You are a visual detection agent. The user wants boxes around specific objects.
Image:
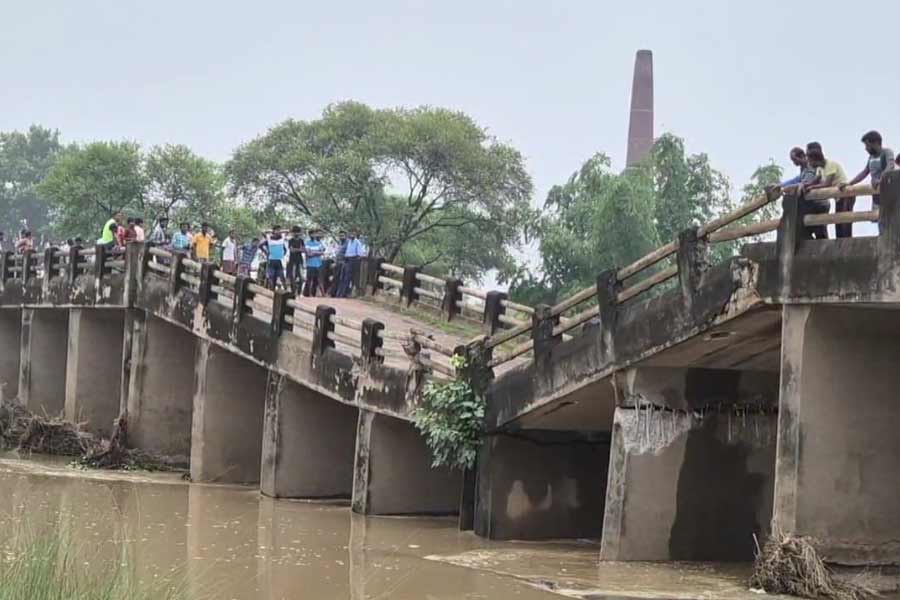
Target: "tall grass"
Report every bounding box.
[0,532,189,600]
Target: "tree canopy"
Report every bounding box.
[0,125,64,236]
[509,133,782,304]
[226,101,536,281]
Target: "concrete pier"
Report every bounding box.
[18,308,69,415]
[126,316,195,458]
[0,309,21,400]
[190,340,268,484]
[600,368,778,561]
[474,431,609,540]
[774,305,900,565]
[352,410,461,515]
[64,309,125,437]
[260,374,358,498]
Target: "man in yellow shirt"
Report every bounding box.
[804,148,854,238]
[192,222,215,261]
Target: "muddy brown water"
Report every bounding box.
[0,454,782,600]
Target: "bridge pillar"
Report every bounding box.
[774,305,900,565]
[600,367,778,561]
[474,430,609,540]
[126,315,195,459]
[18,308,69,415]
[190,340,268,484]
[260,374,358,498]
[64,308,125,437]
[352,409,461,515]
[0,309,22,401]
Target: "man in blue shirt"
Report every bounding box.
[302,230,326,297]
[336,229,363,297]
[171,223,192,252]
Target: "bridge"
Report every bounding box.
[1,172,899,567]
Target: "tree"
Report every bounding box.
[0,125,64,237]
[39,141,145,239]
[144,144,225,225]
[227,101,535,281]
[512,133,777,304]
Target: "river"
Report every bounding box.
[0,454,776,600]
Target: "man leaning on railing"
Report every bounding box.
[841,130,895,233]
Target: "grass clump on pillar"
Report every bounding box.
[413,346,492,470]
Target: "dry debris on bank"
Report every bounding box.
[750,533,879,600]
[0,401,184,472]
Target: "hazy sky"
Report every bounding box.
[3,0,895,211]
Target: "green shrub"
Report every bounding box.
[414,355,485,470]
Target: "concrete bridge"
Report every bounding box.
[1,173,899,567]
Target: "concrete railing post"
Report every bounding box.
[232,275,251,328]
[124,241,144,306]
[271,289,292,336]
[0,251,12,287]
[360,318,385,368]
[483,290,508,335]
[93,244,107,284]
[42,247,56,291]
[443,277,463,322]
[531,303,561,368]
[596,269,621,359]
[313,305,336,355]
[21,250,34,284]
[775,188,804,300]
[877,170,900,286]
[676,226,709,316]
[401,266,421,307]
[366,258,385,295]
[68,246,82,284]
[141,242,155,281]
[197,261,215,306]
[321,259,334,295]
[168,251,185,297]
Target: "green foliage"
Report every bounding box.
[511,132,782,304]
[413,355,485,470]
[227,101,536,282]
[0,125,65,237]
[39,141,145,239]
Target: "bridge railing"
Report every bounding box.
[484,181,880,370]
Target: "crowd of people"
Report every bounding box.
[779,130,898,239]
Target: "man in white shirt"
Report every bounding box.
[221,231,237,274]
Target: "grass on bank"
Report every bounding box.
[0,534,189,600]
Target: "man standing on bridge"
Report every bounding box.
[782,147,829,240]
[803,148,853,238]
[841,131,895,232]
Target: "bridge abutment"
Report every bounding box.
[190,340,268,484]
[18,308,69,415]
[126,316,195,459]
[64,308,125,437]
[0,309,21,401]
[774,305,900,565]
[600,367,778,561]
[260,374,357,498]
[473,430,609,540]
[352,410,461,515]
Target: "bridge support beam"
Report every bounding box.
[18,308,69,415]
[64,309,126,437]
[600,367,778,561]
[474,430,609,540]
[0,309,22,401]
[352,410,461,515]
[190,340,268,484]
[126,316,195,459]
[774,305,900,565]
[260,375,358,498]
